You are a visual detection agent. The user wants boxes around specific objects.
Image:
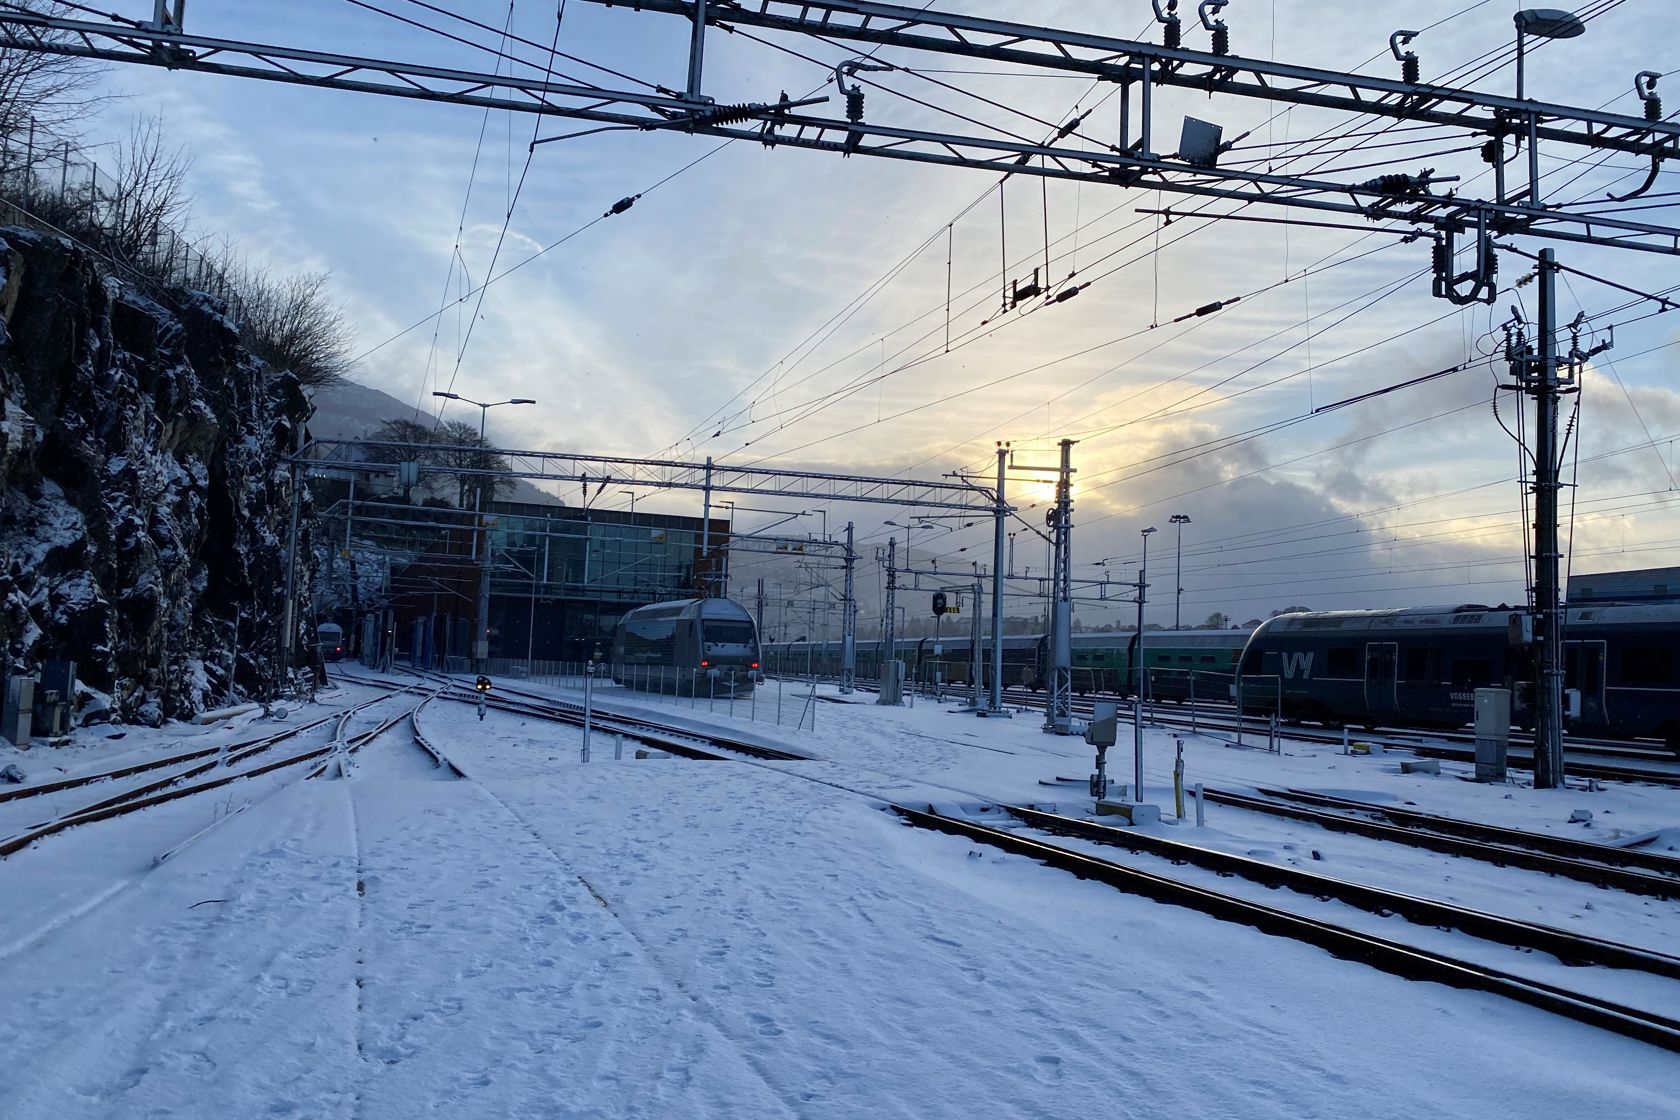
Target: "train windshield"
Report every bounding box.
[704,621,757,647]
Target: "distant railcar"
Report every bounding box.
[317,622,346,662]
[612,597,760,697]
[1236,603,1680,753]
[770,629,1249,699]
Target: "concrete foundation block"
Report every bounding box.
[1095,800,1161,826]
[1400,759,1441,775]
[1349,741,1384,756]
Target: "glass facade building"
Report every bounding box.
[480,502,728,662]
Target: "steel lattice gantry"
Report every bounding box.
[1,4,1677,259]
[302,439,1001,513]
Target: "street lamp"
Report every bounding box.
[1169,513,1191,630]
[432,391,536,670]
[432,390,537,441]
[1513,8,1587,206]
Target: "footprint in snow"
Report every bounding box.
[1032,1055,1063,1083]
[747,1012,784,1037]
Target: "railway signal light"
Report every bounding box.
[474,675,492,692]
[932,592,948,617]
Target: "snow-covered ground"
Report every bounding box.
[1,675,1676,1118]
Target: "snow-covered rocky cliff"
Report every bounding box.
[0,227,312,724]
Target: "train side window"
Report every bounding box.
[1404,648,1432,682]
[1451,658,1492,687]
[1327,647,1358,677]
[1620,646,1674,686]
[1199,655,1215,664]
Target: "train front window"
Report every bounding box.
[704,621,757,647]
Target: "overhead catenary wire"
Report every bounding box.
[719,0,1589,467]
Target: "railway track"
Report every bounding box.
[898,804,1680,1053]
[1202,789,1680,900]
[0,709,350,808]
[0,688,422,859]
[339,669,812,763]
[349,668,1680,1051]
[834,678,1680,785]
[986,685,1680,767]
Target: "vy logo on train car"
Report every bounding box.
[1282,651,1314,679]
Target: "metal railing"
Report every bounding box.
[481,657,819,732]
[0,126,246,317]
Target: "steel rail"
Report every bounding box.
[1198,786,1679,897]
[1008,804,1680,977]
[1257,787,1680,878]
[462,679,813,761]
[912,683,1680,783]
[0,702,421,858]
[0,715,341,805]
[2,690,417,834]
[352,666,1680,1049]
[338,669,801,761]
[895,803,1680,1052]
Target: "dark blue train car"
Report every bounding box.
[1236,603,1680,753]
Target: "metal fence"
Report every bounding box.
[481,657,821,733]
[0,125,246,317]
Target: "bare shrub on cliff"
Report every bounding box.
[235,268,352,389]
[0,2,107,152]
[105,116,193,260]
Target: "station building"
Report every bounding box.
[1568,566,1680,605]
[386,500,730,667]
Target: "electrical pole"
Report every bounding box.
[971,564,983,710]
[278,449,304,696]
[989,443,1009,716]
[1135,526,1157,804]
[1531,249,1565,789]
[1044,438,1076,734]
[840,521,858,694]
[699,454,713,597]
[1510,248,1605,788]
[878,535,898,705]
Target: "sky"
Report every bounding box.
[62,0,1680,627]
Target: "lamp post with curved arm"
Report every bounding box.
[433,391,535,670]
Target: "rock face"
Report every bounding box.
[0,227,312,724]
